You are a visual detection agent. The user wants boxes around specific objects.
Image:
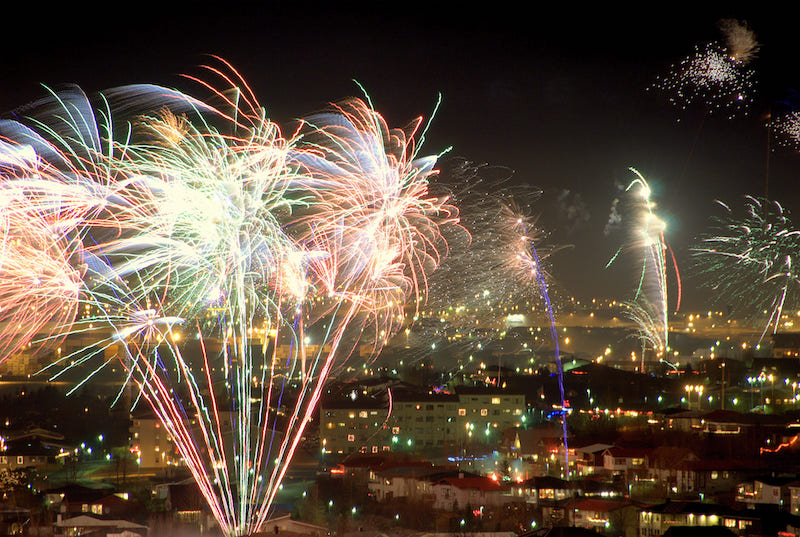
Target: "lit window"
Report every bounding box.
[481,409,488,416]
[458,408,466,416]
[491,397,501,404]
[392,427,400,434]
[359,411,368,418]
[347,434,355,442]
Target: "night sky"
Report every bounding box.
[3,6,799,310]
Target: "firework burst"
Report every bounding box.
[692,196,800,341]
[1,64,455,536]
[650,20,758,118]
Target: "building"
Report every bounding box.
[432,476,509,511]
[320,385,526,456]
[130,408,178,469]
[566,498,637,537]
[638,502,760,537]
[771,333,800,358]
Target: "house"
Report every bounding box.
[258,514,328,537]
[736,476,794,508]
[566,498,637,537]
[368,463,442,501]
[674,459,758,496]
[574,443,614,477]
[152,481,214,533]
[513,476,573,505]
[638,502,760,537]
[0,427,71,472]
[432,477,509,510]
[44,485,135,519]
[787,481,800,515]
[602,447,651,480]
[53,514,147,536]
[647,447,699,495]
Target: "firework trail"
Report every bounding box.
[0,62,455,536]
[510,210,569,471]
[607,168,679,367]
[692,196,800,342]
[0,83,204,361]
[649,19,758,118]
[402,160,564,377]
[417,160,568,460]
[424,160,559,322]
[0,184,82,361]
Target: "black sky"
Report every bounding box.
[3,5,800,310]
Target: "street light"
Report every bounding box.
[684,385,704,410]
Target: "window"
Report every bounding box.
[347,434,355,442]
[91,504,103,515]
[481,409,488,416]
[458,408,466,416]
[17,456,24,465]
[359,411,368,418]
[372,446,378,453]
[392,427,400,434]
[491,397,501,404]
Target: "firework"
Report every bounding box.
[607,168,679,366]
[1,64,455,536]
[387,160,565,377]
[0,185,82,361]
[692,196,800,341]
[718,18,760,65]
[424,160,558,322]
[649,20,758,118]
[769,110,800,151]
